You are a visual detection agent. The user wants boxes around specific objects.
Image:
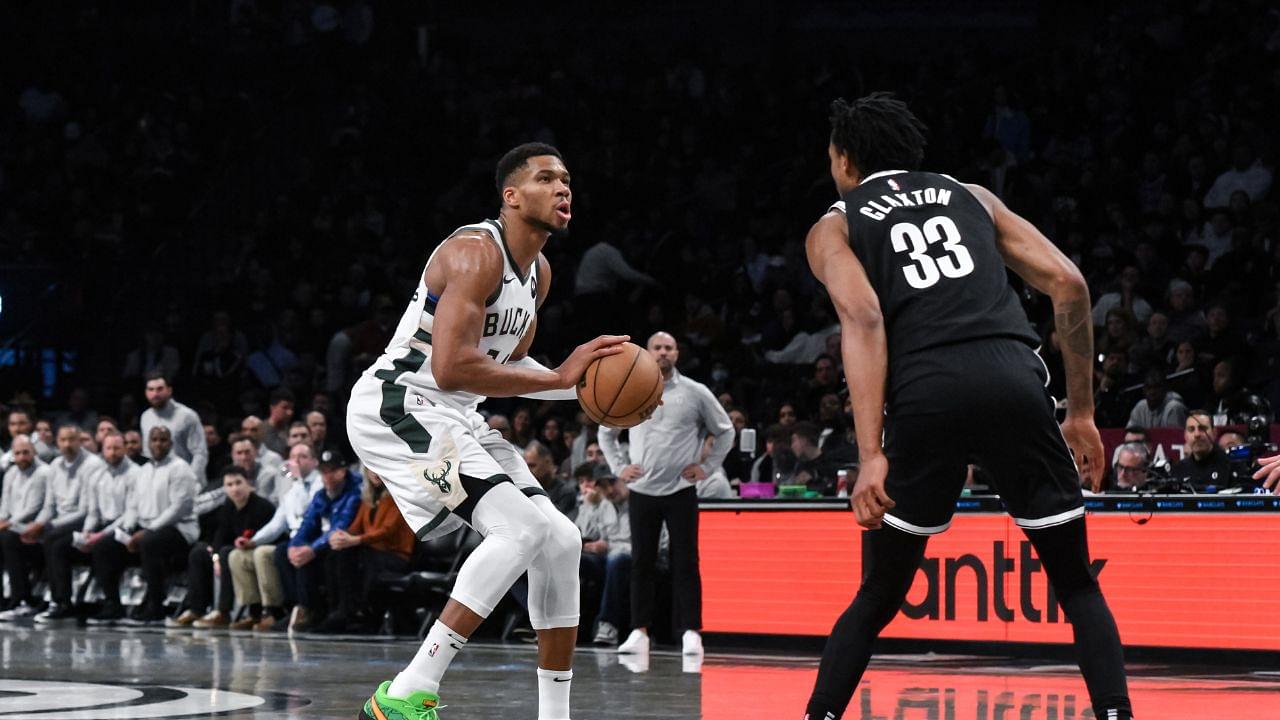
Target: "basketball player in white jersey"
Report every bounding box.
[348,143,628,720]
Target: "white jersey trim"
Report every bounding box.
[1012,505,1085,530]
[882,513,951,536]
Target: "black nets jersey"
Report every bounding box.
[838,170,1039,362]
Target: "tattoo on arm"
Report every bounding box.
[1055,299,1092,359]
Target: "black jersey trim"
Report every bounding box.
[489,218,528,285]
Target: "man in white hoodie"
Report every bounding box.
[226,441,321,631]
[0,425,105,620]
[88,426,197,626]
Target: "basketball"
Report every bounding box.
[577,341,664,429]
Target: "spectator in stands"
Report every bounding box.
[52,387,98,433]
[540,417,569,465]
[32,420,56,463]
[511,407,534,448]
[287,421,312,449]
[2,425,107,620]
[573,237,658,336]
[1110,443,1152,492]
[721,408,751,483]
[1093,266,1154,328]
[242,442,323,630]
[240,415,285,470]
[281,448,360,632]
[1111,425,1151,467]
[749,424,793,485]
[264,388,296,456]
[94,417,119,451]
[601,330,733,657]
[305,411,331,452]
[1203,142,1273,208]
[777,402,798,428]
[801,354,842,417]
[789,422,852,496]
[0,437,50,613]
[487,414,512,441]
[1095,348,1138,427]
[36,430,135,622]
[576,464,633,647]
[1206,360,1252,423]
[88,426,198,626]
[1,410,36,472]
[1127,369,1188,429]
[121,328,181,385]
[229,435,287,505]
[1170,411,1231,489]
[204,423,230,481]
[140,371,209,479]
[695,435,735,499]
[1198,306,1248,370]
[1096,308,1137,359]
[1131,312,1174,373]
[1217,430,1246,451]
[171,467,275,628]
[123,430,149,466]
[525,440,577,517]
[78,430,99,456]
[317,468,414,634]
[1164,279,1207,344]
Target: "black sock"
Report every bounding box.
[1025,519,1132,718]
[805,527,928,720]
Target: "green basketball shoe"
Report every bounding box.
[358,681,442,720]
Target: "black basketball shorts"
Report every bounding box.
[879,338,1084,535]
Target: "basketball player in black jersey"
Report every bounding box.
[802,93,1133,720]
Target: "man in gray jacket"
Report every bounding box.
[1,426,106,619]
[139,371,209,479]
[0,436,50,615]
[36,430,136,622]
[88,426,197,625]
[600,331,733,656]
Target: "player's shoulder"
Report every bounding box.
[434,229,505,276]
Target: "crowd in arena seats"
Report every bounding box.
[0,0,1278,630]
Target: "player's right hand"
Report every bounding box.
[1061,415,1106,492]
[1255,454,1280,494]
[851,454,894,530]
[619,464,644,482]
[554,334,630,389]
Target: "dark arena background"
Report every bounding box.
[1,1,1278,719]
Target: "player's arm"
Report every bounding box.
[966,183,1105,490]
[805,210,894,529]
[430,238,625,396]
[508,254,579,400]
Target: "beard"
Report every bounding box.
[528,214,570,237]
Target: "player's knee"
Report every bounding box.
[506,502,553,553]
[543,512,581,567]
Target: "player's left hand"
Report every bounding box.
[1254,455,1280,494]
[680,464,708,481]
[850,454,894,530]
[1061,415,1106,492]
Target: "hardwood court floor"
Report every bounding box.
[1,625,1275,718]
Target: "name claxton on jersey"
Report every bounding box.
[856,177,954,221]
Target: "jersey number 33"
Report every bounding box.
[890,215,976,290]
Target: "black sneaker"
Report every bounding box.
[87,606,126,627]
[314,612,350,634]
[34,603,77,624]
[0,600,43,622]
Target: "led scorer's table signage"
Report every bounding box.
[700,499,1280,651]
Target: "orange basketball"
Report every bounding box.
[577,341,664,429]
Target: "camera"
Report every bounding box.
[1226,414,1278,486]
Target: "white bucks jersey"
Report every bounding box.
[365,219,538,412]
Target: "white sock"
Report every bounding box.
[389,621,467,698]
[536,667,572,720]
